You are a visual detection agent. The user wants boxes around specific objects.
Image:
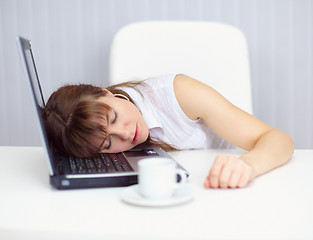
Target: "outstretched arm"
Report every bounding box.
[173,74,294,188]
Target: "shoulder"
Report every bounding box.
[173,74,215,93]
[173,74,225,120]
[173,74,216,99]
[143,74,177,90]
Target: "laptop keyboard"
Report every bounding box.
[69,153,133,174]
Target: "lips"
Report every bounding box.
[132,125,139,144]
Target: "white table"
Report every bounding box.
[0,147,312,240]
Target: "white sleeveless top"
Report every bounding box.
[120,74,233,150]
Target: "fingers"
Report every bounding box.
[207,156,224,188]
[204,155,253,189]
[219,159,233,188]
[238,167,252,188]
[228,170,241,188]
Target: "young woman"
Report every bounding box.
[42,74,294,189]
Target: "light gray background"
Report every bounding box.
[0,0,312,148]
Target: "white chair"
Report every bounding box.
[109,21,253,114]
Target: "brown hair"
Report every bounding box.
[42,82,177,158]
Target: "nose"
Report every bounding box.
[109,125,131,141]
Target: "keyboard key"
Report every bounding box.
[100,155,117,172]
[94,158,107,172]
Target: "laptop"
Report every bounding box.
[16,36,188,190]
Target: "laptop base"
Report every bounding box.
[50,175,137,190]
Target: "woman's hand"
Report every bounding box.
[204,155,256,189]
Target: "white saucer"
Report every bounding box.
[121,184,193,207]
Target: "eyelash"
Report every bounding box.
[112,111,117,124]
[105,111,117,150]
[106,137,111,149]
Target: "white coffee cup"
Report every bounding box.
[138,158,187,199]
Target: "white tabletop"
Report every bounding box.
[0,147,312,240]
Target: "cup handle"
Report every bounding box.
[176,169,187,186]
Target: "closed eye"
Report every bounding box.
[100,137,111,151]
[101,111,117,151]
[106,137,111,150]
[112,111,117,124]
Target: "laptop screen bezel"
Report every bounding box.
[16,36,55,176]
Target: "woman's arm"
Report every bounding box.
[173,74,294,188]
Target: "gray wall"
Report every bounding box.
[1,0,312,148]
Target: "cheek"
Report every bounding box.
[128,105,139,117]
[111,142,133,153]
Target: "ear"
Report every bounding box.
[102,88,114,96]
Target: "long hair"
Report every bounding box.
[42,82,177,158]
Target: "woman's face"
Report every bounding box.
[95,90,149,153]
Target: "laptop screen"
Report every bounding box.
[17,37,55,175]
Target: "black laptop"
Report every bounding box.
[16,36,188,190]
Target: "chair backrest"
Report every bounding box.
[109,21,253,114]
